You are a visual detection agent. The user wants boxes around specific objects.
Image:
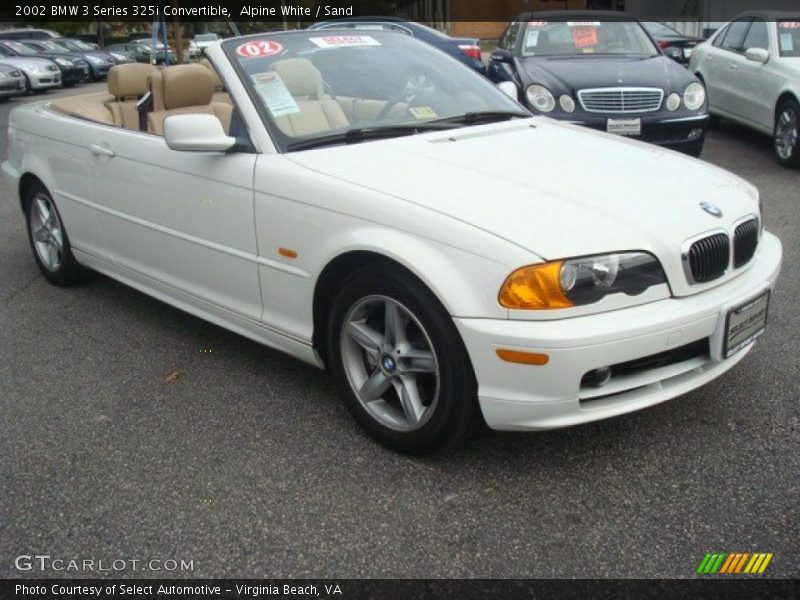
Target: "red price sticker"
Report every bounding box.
[571,26,598,49]
[236,40,283,58]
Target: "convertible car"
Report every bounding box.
[2,30,782,453]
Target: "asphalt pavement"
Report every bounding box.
[0,85,798,578]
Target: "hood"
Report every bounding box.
[519,55,696,93]
[287,119,758,296]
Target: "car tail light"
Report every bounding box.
[657,40,670,49]
[458,44,482,61]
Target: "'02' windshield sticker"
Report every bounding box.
[236,40,283,58]
[310,35,381,48]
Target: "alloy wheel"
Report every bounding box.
[340,295,440,432]
[775,106,798,161]
[29,193,64,272]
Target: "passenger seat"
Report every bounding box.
[270,58,349,137]
[146,64,232,136]
[105,63,157,130]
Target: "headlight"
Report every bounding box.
[110,52,126,61]
[666,92,681,111]
[684,82,706,111]
[55,58,72,66]
[526,85,556,113]
[559,94,576,113]
[86,55,104,64]
[499,252,667,310]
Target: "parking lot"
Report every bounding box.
[0,85,797,578]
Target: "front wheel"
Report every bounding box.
[774,98,800,168]
[327,265,480,454]
[25,183,85,286]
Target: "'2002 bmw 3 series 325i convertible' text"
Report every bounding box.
[2,30,782,453]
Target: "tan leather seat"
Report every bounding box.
[270,58,349,137]
[106,63,157,130]
[146,64,232,136]
[199,58,230,104]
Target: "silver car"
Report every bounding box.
[0,63,26,99]
[0,52,60,92]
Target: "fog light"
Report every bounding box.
[688,128,703,141]
[583,366,612,388]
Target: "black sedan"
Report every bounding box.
[0,40,88,86]
[642,21,703,66]
[487,12,710,156]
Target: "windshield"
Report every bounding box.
[643,22,682,36]
[29,40,63,53]
[4,41,38,55]
[53,39,80,51]
[196,34,219,42]
[778,20,800,57]
[521,20,658,57]
[224,31,525,152]
[71,39,95,51]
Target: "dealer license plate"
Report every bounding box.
[724,291,769,358]
[607,118,641,136]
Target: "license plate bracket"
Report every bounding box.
[723,291,770,358]
[607,118,641,136]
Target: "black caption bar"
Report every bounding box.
[2,579,799,600]
[2,0,799,23]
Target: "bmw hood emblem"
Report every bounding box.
[700,201,723,218]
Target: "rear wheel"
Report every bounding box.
[774,98,800,168]
[25,183,85,286]
[327,265,479,454]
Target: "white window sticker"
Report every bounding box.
[409,106,437,120]
[252,72,300,117]
[780,33,794,52]
[525,30,540,47]
[310,35,381,48]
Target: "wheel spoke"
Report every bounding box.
[347,320,383,358]
[399,348,436,373]
[46,243,59,269]
[50,228,63,251]
[384,300,406,347]
[35,198,51,224]
[359,369,391,402]
[396,376,425,425]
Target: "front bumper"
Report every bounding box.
[556,112,709,153]
[456,232,782,431]
[0,77,25,96]
[59,65,88,85]
[29,71,62,90]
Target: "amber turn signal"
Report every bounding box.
[498,262,574,310]
[496,349,550,366]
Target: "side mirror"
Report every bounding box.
[490,49,514,63]
[496,81,519,101]
[164,114,235,152]
[745,47,769,64]
[663,46,683,61]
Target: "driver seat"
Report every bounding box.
[270,58,349,137]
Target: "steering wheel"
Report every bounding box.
[376,73,437,121]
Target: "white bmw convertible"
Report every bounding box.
[2,30,783,453]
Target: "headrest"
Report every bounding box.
[272,58,323,99]
[107,63,156,98]
[198,58,224,90]
[159,64,214,110]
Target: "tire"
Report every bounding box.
[774,98,800,168]
[327,264,480,454]
[24,182,85,286]
[22,73,32,94]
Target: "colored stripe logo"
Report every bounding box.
[696,552,773,574]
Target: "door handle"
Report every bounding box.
[89,144,115,158]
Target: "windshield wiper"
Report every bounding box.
[285,122,458,151]
[428,110,531,126]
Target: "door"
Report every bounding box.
[86,127,263,321]
[736,19,782,132]
[710,18,754,118]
